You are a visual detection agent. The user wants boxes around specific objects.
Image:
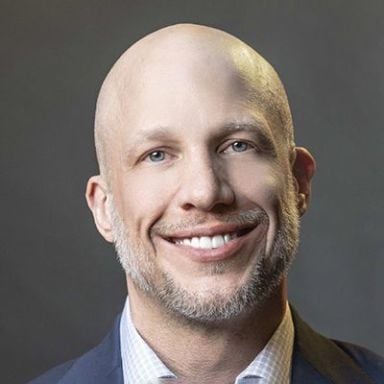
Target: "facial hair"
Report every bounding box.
[108,181,300,324]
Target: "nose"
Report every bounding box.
[177,154,235,212]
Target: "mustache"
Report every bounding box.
[151,208,268,236]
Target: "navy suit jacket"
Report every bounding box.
[29,308,384,383]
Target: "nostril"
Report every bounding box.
[177,160,236,212]
[181,202,197,211]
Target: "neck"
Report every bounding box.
[127,280,287,384]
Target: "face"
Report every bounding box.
[101,56,301,323]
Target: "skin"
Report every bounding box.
[86,24,315,383]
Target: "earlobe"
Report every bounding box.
[292,147,316,216]
[85,175,114,243]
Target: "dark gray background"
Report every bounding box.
[2,1,383,383]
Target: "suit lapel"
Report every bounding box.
[291,307,374,384]
[59,316,123,384]
[56,308,376,384]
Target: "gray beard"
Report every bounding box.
[109,186,299,325]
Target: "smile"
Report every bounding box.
[167,227,255,250]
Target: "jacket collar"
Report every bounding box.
[59,315,123,384]
[290,307,374,384]
[58,308,374,384]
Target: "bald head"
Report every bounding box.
[86,25,316,330]
[94,24,294,181]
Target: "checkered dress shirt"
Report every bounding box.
[120,298,294,384]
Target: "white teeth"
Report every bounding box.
[176,233,233,249]
[191,237,200,248]
[199,236,212,249]
[212,235,224,248]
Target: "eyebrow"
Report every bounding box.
[216,121,277,155]
[129,127,178,148]
[127,120,277,156]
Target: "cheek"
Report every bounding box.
[228,161,287,251]
[114,171,177,231]
[227,160,283,209]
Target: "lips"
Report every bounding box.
[151,210,268,263]
[168,226,255,250]
[154,222,263,263]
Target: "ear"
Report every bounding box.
[292,147,316,216]
[85,175,114,243]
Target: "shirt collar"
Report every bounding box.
[235,304,294,383]
[120,297,294,384]
[120,297,176,384]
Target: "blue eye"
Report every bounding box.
[148,150,166,162]
[231,141,250,152]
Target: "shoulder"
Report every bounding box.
[27,360,75,384]
[290,306,384,383]
[26,315,123,384]
[334,340,384,381]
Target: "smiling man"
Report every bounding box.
[30,24,384,384]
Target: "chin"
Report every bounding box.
[149,255,284,324]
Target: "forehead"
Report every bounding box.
[96,34,291,169]
[116,51,280,139]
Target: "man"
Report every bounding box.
[30,24,384,383]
